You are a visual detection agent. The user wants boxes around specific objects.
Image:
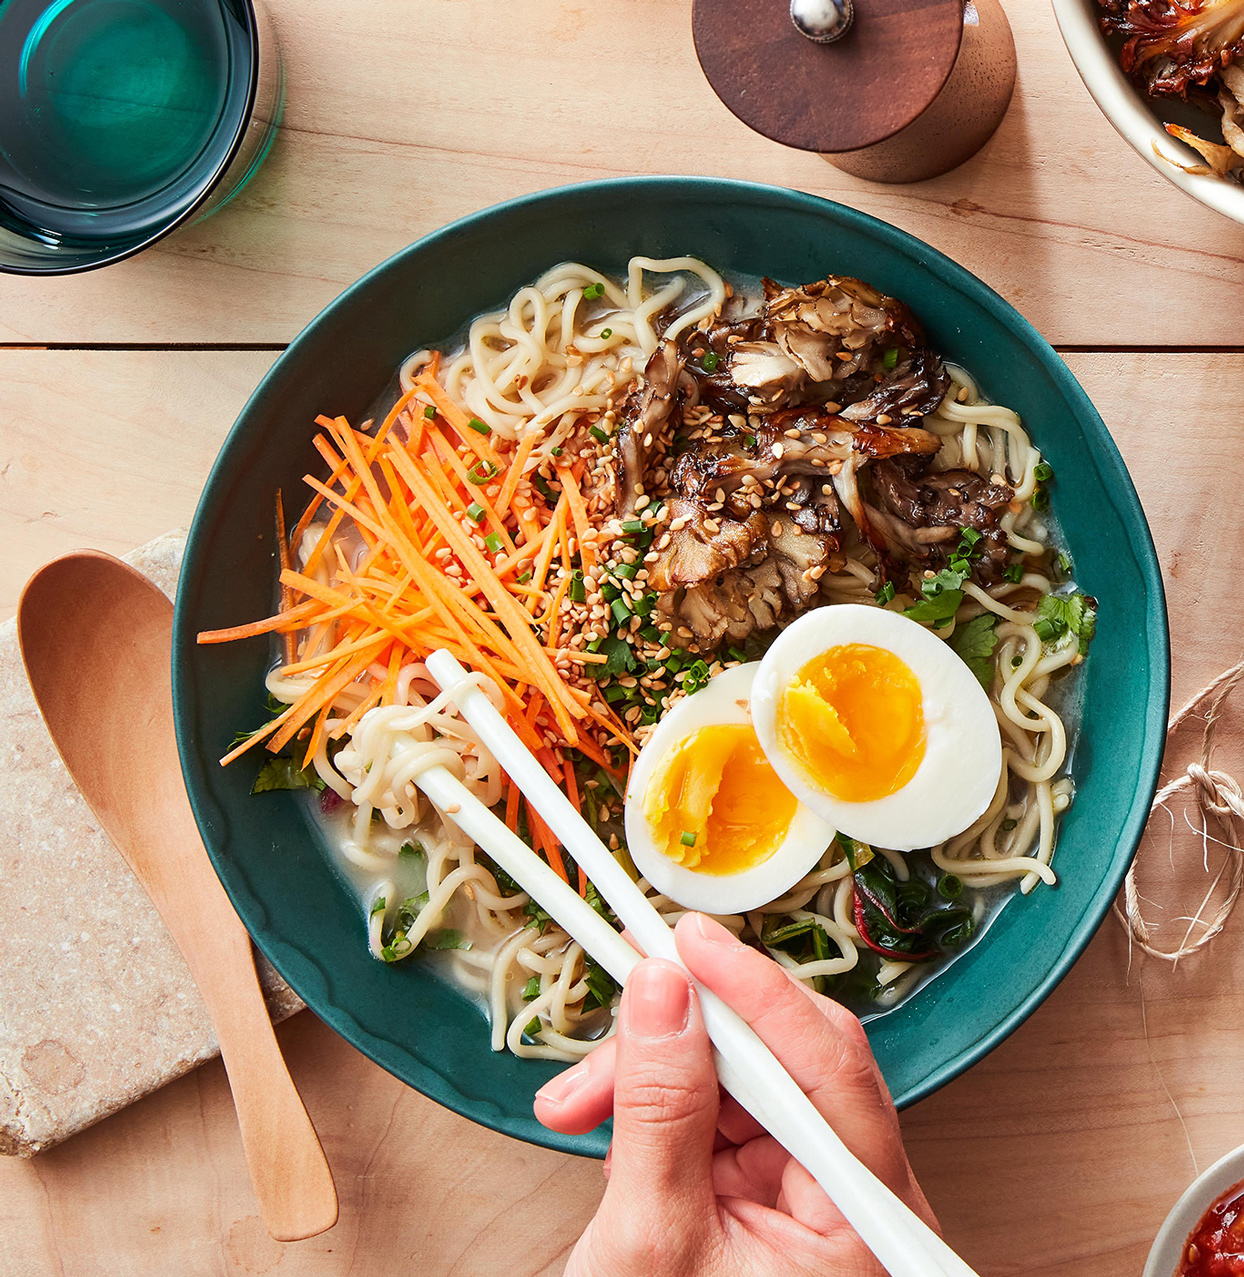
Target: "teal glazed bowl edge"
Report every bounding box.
[172,177,1170,1160]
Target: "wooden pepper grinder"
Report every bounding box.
[692,0,1017,184]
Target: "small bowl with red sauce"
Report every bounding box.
[1146,1145,1244,1277]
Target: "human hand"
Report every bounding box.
[534,912,937,1277]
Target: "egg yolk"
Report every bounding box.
[643,723,797,875]
[779,643,926,803]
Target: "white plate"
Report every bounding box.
[1050,0,1244,227]
[1143,1142,1244,1277]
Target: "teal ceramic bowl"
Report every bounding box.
[173,177,1169,1159]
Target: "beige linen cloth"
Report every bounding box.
[0,531,301,1156]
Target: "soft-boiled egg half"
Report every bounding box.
[623,663,836,915]
[751,604,1002,852]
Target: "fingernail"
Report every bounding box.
[536,1061,591,1108]
[691,912,747,949]
[626,961,691,1040]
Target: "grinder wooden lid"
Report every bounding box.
[691,0,965,154]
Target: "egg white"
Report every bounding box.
[751,604,1003,851]
[623,663,837,915]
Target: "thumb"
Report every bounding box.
[605,960,720,1230]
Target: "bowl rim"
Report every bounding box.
[0,0,264,277]
[173,174,1170,1149]
[1050,0,1244,227]
[1143,1143,1244,1277]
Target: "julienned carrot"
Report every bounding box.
[557,464,596,573]
[504,773,522,835]
[413,373,502,468]
[198,598,322,644]
[528,492,568,603]
[560,761,587,895]
[428,431,517,556]
[268,642,386,755]
[525,797,569,885]
[218,707,293,766]
[387,444,581,742]
[496,431,539,518]
[302,703,332,771]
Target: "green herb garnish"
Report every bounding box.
[948,614,998,689]
[467,417,491,435]
[251,757,324,795]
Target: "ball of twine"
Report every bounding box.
[1114,659,1244,962]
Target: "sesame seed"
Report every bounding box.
[811,431,828,444]
[772,443,785,459]
[702,518,720,533]
[877,413,893,425]
[824,401,842,413]
[770,520,783,537]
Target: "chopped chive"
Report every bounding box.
[569,571,587,603]
[640,624,661,643]
[1031,488,1049,511]
[875,581,895,605]
[612,562,639,580]
[484,532,503,554]
[550,446,563,457]
[466,501,486,523]
[744,434,757,448]
[600,327,613,339]
[680,831,697,847]
[701,351,720,372]
[583,282,604,300]
[610,597,632,624]
[1033,462,1053,483]
[883,346,900,370]
[532,473,555,501]
[467,417,491,435]
[959,527,982,548]
[522,976,541,1000]
[1003,562,1024,583]
[937,874,963,900]
[1011,654,1023,668]
[727,644,747,663]
[1057,551,1072,575]
[468,461,499,484]
[423,404,436,420]
[621,519,645,534]
[590,425,609,444]
[516,570,532,583]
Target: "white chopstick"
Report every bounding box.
[423,650,977,1277]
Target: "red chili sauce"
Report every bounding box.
[1178,1179,1244,1276]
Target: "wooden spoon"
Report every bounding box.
[18,550,338,1242]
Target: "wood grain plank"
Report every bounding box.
[2,1,1244,346]
[0,351,276,621]
[2,348,1242,1275]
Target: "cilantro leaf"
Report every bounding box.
[581,958,618,1012]
[1032,591,1097,654]
[948,614,998,689]
[903,587,963,629]
[251,757,325,794]
[423,928,470,951]
[903,565,968,629]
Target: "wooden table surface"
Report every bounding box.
[4,2,1244,1274]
